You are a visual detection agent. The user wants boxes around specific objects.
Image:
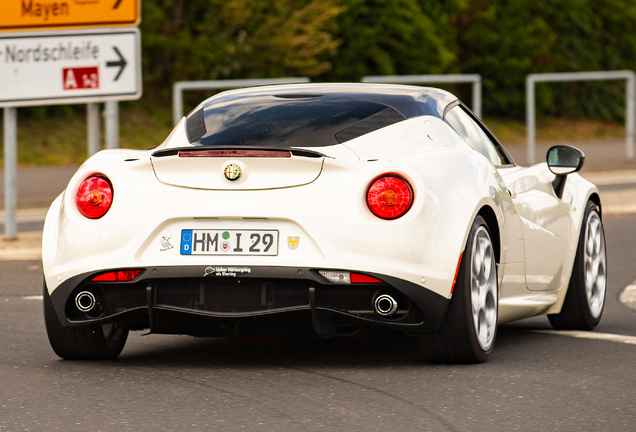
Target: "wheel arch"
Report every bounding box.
[477,205,501,265]
[588,192,601,218]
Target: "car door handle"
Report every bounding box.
[507,188,517,199]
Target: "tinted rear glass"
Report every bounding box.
[186,92,441,148]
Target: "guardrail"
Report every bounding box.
[361,74,482,118]
[526,70,636,164]
[172,78,311,125]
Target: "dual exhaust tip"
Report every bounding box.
[75,291,98,315]
[374,293,399,317]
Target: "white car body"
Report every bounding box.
[42,83,604,362]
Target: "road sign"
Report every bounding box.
[0,28,141,107]
[0,0,139,32]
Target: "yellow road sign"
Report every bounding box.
[0,0,139,32]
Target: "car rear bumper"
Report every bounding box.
[48,265,450,336]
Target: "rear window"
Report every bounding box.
[186,94,409,148]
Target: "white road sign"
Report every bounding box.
[0,28,141,107]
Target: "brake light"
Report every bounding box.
[92,269,141,282]
[366,175,413,219]
[178,150,291,158]
[77,175,113,219]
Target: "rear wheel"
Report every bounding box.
[43,281,128,360]
[548,201,606,330]
[419,216,498,363]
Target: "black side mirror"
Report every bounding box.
[546,145,585,199]
[547,145,585,176]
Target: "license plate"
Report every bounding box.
[180,229,279,255]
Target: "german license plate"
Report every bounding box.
[180,229,279,255]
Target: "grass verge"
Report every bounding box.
[0,104,627,166]
[0,103,174,167]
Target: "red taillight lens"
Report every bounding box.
[366,175,413,220]
[92,269,141,282]
[77,175,113,219]
[350,273,383,284]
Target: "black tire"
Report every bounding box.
[548,201,606,330]
[43,281,128,360]
[419,215,498,363]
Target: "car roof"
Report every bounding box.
[193,83,458,119]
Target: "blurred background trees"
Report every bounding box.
[9,0,636,164]
[17,0,636,124]
[138,0,636,119]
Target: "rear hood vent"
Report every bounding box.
[151,149,324,190]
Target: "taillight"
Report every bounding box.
[366,175,413,220]
[318,270,383,284]
[77,174,113,219]
[92,269,141,282]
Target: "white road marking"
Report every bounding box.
[532,282,636,345]
[22,296,43,300]
[0,248,42,260]
[0,208,48,224]
[604,203,636,215]
[582,170,636,185]
[535,330,636,346]
[0,231,42,261]
[619,283,636,310]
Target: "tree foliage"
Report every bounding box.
[138,0,636,118]
[140,0,342,100]
[321,0,463,81]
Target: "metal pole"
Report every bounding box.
[526,76,536,165]
[173,82,183,126]
[472,79,482,118]
[87,103,101,156]
[627,74,635,159]
[104,101,119,149]
[3,107,18,240]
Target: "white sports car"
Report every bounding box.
[42,83,606,363]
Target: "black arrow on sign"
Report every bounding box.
[113,0,123,9]
[106,47,127,81]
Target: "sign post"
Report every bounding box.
[3,108,18,240]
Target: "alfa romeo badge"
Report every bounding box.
[224,163,242,181]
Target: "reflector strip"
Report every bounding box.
[450,252,463,295]
[350,273,383,284]
[92,269,142,282]
[178,150,291,158]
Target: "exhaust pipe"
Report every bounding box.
[75,291,97,313]
[374,294,398,317]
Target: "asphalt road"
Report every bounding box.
[1,212,636,431]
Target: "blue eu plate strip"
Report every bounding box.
[181,230,193,255]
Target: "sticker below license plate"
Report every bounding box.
[181,229,279,255]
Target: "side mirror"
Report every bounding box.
[546,145,585,199]
[546,145,585,176]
